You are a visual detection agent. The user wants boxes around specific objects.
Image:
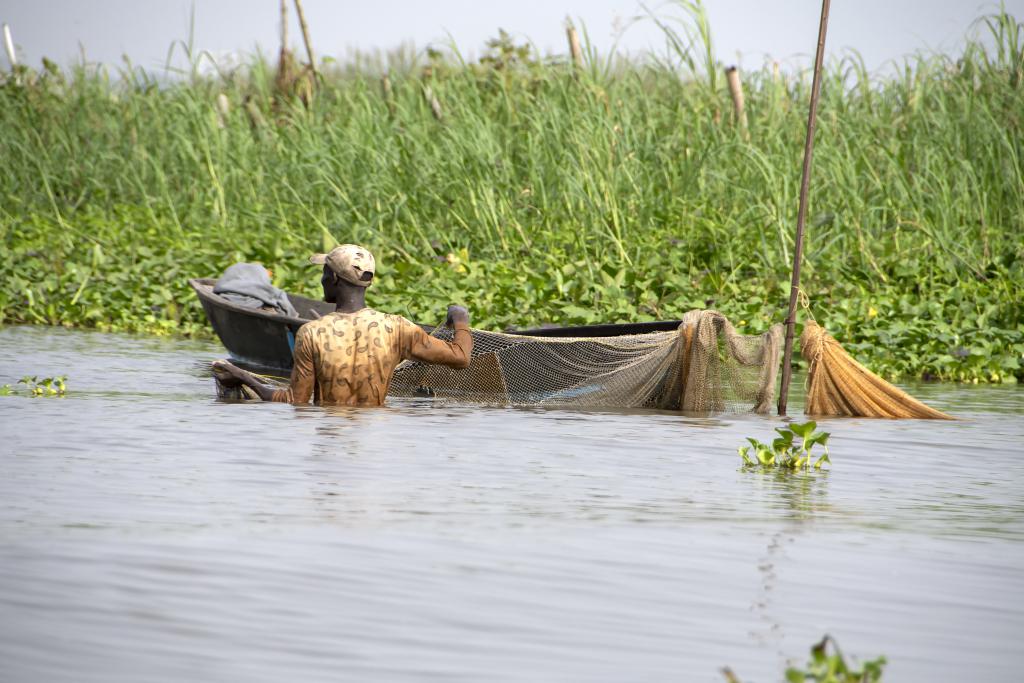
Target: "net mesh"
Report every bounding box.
[390,310,783,413]
[800,321,952,419]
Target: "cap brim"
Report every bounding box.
[309,253,327,265]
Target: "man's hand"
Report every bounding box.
[211,359,278,401]
[445,304,470,327]
[212,359,246,387]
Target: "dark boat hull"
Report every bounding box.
[190,278,683,374]
[190,278,328,373]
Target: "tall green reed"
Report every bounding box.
[0,6,1021,381]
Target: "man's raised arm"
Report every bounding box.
[402,305,473,368]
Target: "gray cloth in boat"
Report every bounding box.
[213,263,299,317]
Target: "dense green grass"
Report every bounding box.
[1,6,1021,381]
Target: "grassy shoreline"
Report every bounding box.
[1,7,1021,382]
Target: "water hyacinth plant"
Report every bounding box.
[783,635,886,683]
[722,634,886,682]
[3,375,69,397]
[739,420,831,470]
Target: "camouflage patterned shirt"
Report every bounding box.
[271,309,472,406]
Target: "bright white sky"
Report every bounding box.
[3,1,1020,75]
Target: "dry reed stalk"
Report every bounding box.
[277,0,289,73]
[243,95,266,130]
[274,0,304,104]
[725,66,748,138]
[292,0,317,79]
[423,85,443,122]
[381,72,396,118]
[566,22,583,69]
[3,24,16,68]
[215,93,230,128]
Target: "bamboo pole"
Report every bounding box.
[292,0,317,79]
[566,22,583,69]
[778,0,831,417]
[725,66,748,138]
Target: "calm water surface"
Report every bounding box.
[1,326,1022,682]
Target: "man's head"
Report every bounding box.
[310,245,375,301]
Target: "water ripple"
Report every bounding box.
[1,326,1023,682]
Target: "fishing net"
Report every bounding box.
[801,321,952,419]
[389,309,783,413]
[208,310,952,418]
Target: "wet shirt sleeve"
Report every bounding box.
[400,318,473,369]
[271,325,315,404]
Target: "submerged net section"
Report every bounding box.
[390,310,783,413]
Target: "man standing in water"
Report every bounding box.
[213,244,472,406]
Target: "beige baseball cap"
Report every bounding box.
[309,244,376,287]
